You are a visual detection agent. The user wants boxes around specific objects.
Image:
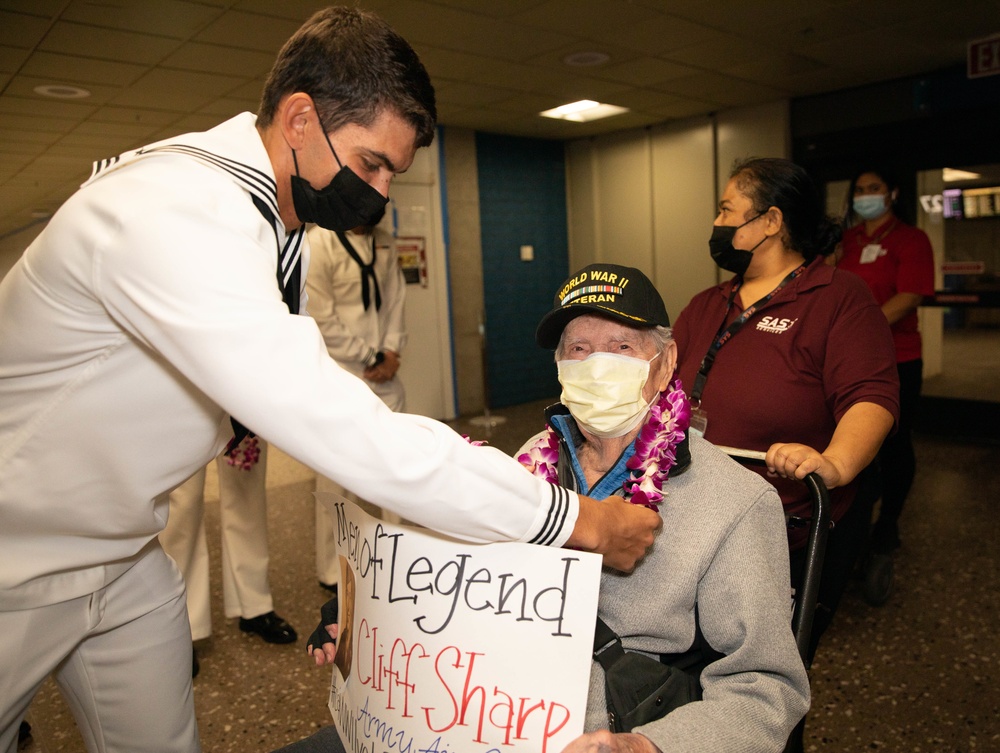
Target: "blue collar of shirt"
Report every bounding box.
[549,413,635,499]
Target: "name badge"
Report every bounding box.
[860,243,885,264]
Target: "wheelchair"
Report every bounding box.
[718,447,831,666]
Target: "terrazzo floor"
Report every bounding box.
[18,399,1000,753]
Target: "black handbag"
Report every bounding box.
[593,614,719,733]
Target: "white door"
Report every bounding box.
[384,143,455,420]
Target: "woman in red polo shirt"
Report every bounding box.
[838,168,935,555]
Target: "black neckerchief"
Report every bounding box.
[334,230,381,311]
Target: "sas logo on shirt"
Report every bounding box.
[756,316,798,334]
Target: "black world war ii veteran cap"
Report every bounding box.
[535,263,670,349]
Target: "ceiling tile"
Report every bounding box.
[194,10,303,52]
[197,97,262,117]
[510,0,664,40]
[0,44,31,73]
[160,41,275,77]
[898,2,1000,41]
[109,68,245,110]
[652,71,785,108]
[719,54,828,93]
[55,131,147,152]
[71,118,162,141]
[604,12,723,56]
[0,94,96,119]
[18,152,94,175]
[40,21,181,64]
[0,127,61,147]
[645,96,719,120]
[433,79,520,108]
[60,0,225,39]
[20,51,146,86]
[0,112,79,133]
[0,10,53,49]
[662,34,777,71]
[4,75,118,105]
[0,0,983,238]
[223,77,267,101]
[589,56,700,87]
[88,106,187,127]
[420,0,547,18]
[0,1,66,15]
[381,2,573,62]
[232,0,334,20]
[649,0,818,34]
[417,45,572,92]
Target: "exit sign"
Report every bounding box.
[968,33,1000,78]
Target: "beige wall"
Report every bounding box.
[715,100,791,187]
[650,117,718,323]
[566,101,791,323]
[441,127,487,416]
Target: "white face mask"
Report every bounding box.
[853,193,890,221]
[557,351,659,438]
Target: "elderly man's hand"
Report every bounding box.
[560,729,660,753]
[567,495,661,573]
[306,595,340,666]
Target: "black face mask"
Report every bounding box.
[290,128,388,231]
[708,214,766,276]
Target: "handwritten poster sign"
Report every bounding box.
[318,494,602,753]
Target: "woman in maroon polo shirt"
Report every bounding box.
[674,157,900,663]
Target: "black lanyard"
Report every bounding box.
[691,264,807,404]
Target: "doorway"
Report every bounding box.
[916,164,1000,406]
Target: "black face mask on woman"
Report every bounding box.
[708,214,766,276]
[290,126,388,231]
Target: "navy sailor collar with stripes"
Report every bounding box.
[84,112,304,313]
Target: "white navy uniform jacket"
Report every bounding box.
[305,225,407,380]
[0,113,575,610]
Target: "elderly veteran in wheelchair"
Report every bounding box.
[295,264,808,753]
[518,263,808,753]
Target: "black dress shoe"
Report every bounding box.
[319,580,338,594]
[18,720,31,747]
[192,647,200,678]
[239,611,298,644]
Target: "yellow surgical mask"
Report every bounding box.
[557,352,659,438]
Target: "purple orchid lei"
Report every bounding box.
[226,436,261,471]
[517,379,690,511]
[515,426,560,484]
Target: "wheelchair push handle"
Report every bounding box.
[717,445,831,664]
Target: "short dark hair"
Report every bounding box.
[730,157,840,262]
[257,6,436,148]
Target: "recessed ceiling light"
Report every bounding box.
[34,84,91,100]
[563,51,610,67]
[943,167,982,182]
[539,99,629,123]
